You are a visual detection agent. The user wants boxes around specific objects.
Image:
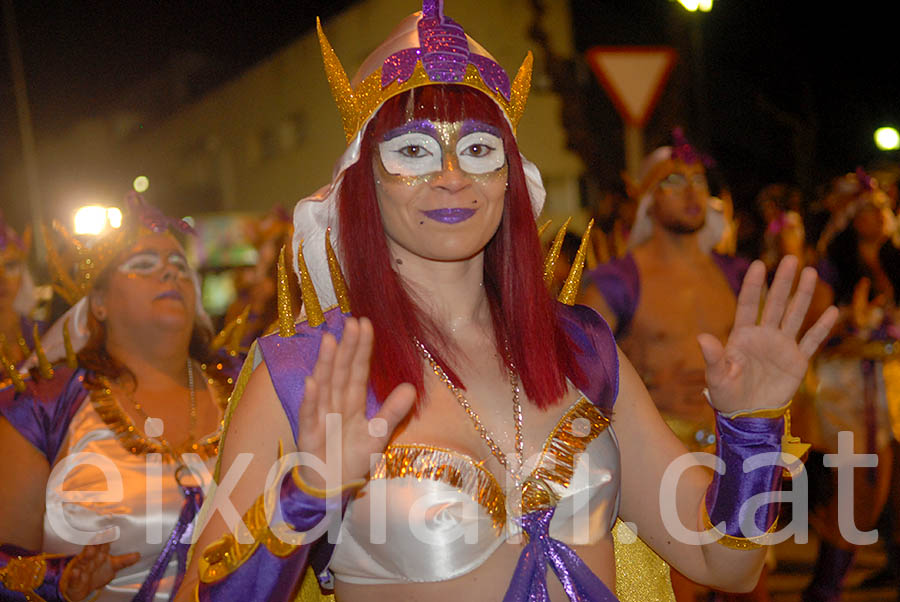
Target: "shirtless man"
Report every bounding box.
[579,135,760,602]
[580,136,747,451]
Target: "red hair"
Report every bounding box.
[338,85,582,409]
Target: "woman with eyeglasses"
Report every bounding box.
[0,195,240,601]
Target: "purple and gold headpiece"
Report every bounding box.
[45,192,195,304]
[671,127,715,169]
[318,0,533,143]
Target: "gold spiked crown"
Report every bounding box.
[44,193,196,305]
[317,0,533,144]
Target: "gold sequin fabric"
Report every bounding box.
[613,519,675,602]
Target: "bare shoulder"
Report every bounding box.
[579,283,619,333]
[0,415,50,548]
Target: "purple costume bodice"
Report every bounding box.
[257,303,619,440]
[585,253,749,338]
[238,303,621,601]
[0,365,89,464]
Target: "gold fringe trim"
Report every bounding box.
[542,217,571,288]
[521,398,610,514]
[374,443,507,530]
[701,503,779,550]
[557,219,594,306]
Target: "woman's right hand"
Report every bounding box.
[295,317,417,490]
[59,543,140,601]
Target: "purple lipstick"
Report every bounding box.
[422,208,476,224]
[155,290,184,302]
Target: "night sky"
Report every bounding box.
[2,0,899,214]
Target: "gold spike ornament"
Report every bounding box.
[537,219,552,239]
[33,324,53,380]
[558,219,594,306]
[0,345,25,393]
[63,318,78,368]
[227,306,251,356]
[277,245,295,338]
[325,228,351,314]
[543,217,572,288]
[296,240,324,327]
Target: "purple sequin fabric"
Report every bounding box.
[124,192,196,236]
[671,127,715,168]
[504,508,619,601]
[380,0,511,100]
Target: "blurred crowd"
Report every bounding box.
[0,128,898,602]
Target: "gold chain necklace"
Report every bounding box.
[90,359,220,462]
[415,339,524,481]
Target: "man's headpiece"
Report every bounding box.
[0,211,30,261]
[626,128,724,251]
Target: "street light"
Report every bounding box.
[874,126,900,151]
[133,175,150,193]
[73,205,123,235]
[676,0,713,12]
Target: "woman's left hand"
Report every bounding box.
[697,255,839,414]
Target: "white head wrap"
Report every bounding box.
[626,146,725,253]
[291,10,547,308]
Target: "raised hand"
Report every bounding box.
[295,317,417,490]
[697,256,839,414]
[59,543,140,601]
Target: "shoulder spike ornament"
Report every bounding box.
[537,219,552,238]
[325,228,351,314]
[0,345,25,393]
[277,245,295,338]
[296,240,325,327]
[210,318,236,352]
[63,318,78,368]
[227,306,251,356]
[543,217,572,288]
[558,219,594,306]
[33,324,53,380]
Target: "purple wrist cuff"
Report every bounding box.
[704,413,784,547]
[0,544,73,602]
[197,469,352,601]
[279,469,354,533]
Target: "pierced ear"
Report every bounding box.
[89,292,107,322]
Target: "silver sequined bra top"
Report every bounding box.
[328,397,621,584]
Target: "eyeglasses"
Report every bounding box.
[117,251,190,278]
[658,173,708,192]
[0,260,22,277]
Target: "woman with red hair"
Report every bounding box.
[183,3,837,601]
